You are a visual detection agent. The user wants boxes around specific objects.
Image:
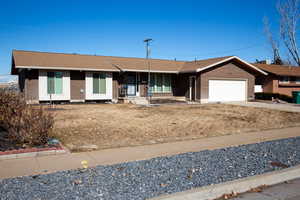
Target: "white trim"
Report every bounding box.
[16,65,178,73]
[85,72,113,100]
[189,76,196,101]
[16,65,119,72]
[195,56,268,75]
[136,73,140,97]
[38,70,70,101]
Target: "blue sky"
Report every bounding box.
[0,0,280,78]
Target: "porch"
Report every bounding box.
[117,72,190,103]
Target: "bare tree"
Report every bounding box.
[278,0,300,66]
[263,16,283,65]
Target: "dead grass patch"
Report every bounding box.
[47,104,300,152]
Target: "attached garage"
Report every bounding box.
[208,79,246,102]
[198,57,268,103]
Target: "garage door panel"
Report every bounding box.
[208,80,246,102]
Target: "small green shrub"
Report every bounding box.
[0,91,54,146]
[255,92,293,103]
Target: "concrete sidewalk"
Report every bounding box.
[227,101,300,113]
[1,126,300,179]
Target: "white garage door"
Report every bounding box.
[208,80,246,102]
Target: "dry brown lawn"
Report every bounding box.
[48,103,300,152]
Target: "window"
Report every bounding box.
[150,73,172,93]
[279,76,290,83]
[296,77,300,84]
[163,74,172,92]
[47,72,63,94]
[93,73,106,94]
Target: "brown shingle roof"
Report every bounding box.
[11,50,266,75]
[179,56,233,72]
[253,63,300,77]
[12,50,185,73]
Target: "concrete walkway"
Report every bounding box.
[227,101,300,113]
[232,178,300,200]
[1,126,300,179]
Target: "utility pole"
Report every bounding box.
[144,38,152,103]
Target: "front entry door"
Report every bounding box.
[127,74,136,96]
[189,76,196,101]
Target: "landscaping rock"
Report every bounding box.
[1,137,300,200]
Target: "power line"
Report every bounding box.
[154,43,268,59]
[194,43,267,57]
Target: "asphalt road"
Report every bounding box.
[232,178,300,200]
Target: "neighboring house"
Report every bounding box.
[253,63,300,96]
[11,50,267,104]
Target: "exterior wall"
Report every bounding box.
[24,69,39,102]
[261,75,274,93]
[261,74,300,96]
[276,84,300,96]
[273,78,300,96]
[22,69,114,103]
[70,71,85,101]
[112,72,120,100]
[18,69,26,93]
[200,61,255,102]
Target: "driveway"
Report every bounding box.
[226,101,300,113]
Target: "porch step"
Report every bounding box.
[125,97,149,105]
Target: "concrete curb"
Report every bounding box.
[0,149,67,161]
[151,165,300,200]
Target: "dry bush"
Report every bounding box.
[0,91,54,146]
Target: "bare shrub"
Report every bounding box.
[0,91,54,146]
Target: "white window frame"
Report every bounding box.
[39,70,70,101]
[85,72,112,100]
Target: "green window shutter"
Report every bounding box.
[47,72,55,94]
[156,74,163,92]
[99,73,106,94]
[93,73,100,94]
[55,72,63,94]
[163,74,171,92]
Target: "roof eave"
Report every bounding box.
[15,66,121,72]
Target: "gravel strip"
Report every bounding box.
[1,137,300,200]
